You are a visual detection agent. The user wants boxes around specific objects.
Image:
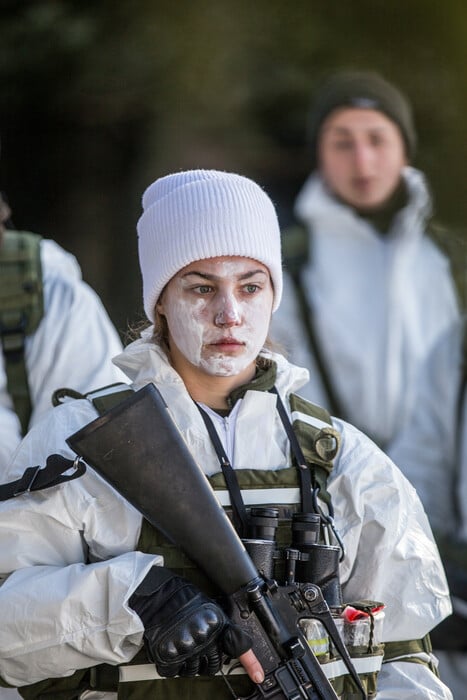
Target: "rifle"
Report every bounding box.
[67,383,366,700]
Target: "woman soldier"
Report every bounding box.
[0,170,452,699]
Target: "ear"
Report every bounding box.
[156,299,165,317]
[155,288,167,317]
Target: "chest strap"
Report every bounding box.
[196,403,249,537]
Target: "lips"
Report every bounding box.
[353,177,373,190]
[209,337,244,350]
[215,337,241,344]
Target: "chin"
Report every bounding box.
[200,358,250,378]
[352,188,395,211]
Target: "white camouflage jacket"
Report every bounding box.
[272,167,460,451]
[0,334,453,698]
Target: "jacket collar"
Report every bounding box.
[113,331,309,398]
[294,166,432,236]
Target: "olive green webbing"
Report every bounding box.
[281,221,346,422]
[1,324,31,435]
[383,635,431,660]
[15,669,90,699]
[0,231,43,434]
[383,634,439,676]
[289,392,335,507]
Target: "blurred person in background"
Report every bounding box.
[272,70,460,453]
[0,141,127,473]
[389,316,467,700]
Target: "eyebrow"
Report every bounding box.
[181,269,269,282]
[325,124,389,136]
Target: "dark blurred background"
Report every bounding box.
[1,0,466,337]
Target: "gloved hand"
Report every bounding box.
[129,566,252,677]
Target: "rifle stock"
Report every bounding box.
[67,383,258,594]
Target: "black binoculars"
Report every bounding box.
[242,507,343,610]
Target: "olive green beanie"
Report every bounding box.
[308,70,417,169]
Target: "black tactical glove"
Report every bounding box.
[129,566,252,677]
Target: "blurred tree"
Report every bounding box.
[0,0,466,331]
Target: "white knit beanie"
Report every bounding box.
[137,169,283,323]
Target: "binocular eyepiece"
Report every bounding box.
[291,513,343,609]
[241,507,279,581]
[242,508,343,609]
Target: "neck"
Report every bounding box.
[175,361,257,410]
[355,180,408,234]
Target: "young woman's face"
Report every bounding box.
[157,256,274,378]
[318,107,407,210]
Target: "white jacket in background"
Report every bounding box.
[389,317,467,700]
[272,167,460,451]
[389,318,467,539]
[0,238,127,469]
[0,335,452,698]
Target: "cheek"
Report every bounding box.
[389,152,406,179]
[377,155,403,194]
[165,297,208,362]
[239,295,272,345]
[244,299,269,331]
[321,156,349,191]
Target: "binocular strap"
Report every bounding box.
[195,387,315,539]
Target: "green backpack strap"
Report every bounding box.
[427,219,466,310]
[0,230,44,435]
[288,391,346,556]
[289,392,340,509]
[281,222,346,421]
[281,221,310,277]
[52,382,134,414]
[84,382,135,413]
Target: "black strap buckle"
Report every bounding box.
[0,455,86,502]
[13,465,41,496]
[0,313,27,360]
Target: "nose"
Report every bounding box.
[214,296,241,327]
[353,142,373,173]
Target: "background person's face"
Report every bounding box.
[318,107,407,211]
[157,256,274,379]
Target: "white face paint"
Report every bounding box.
[158,257,274,377]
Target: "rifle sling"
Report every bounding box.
[0,453,85,501]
